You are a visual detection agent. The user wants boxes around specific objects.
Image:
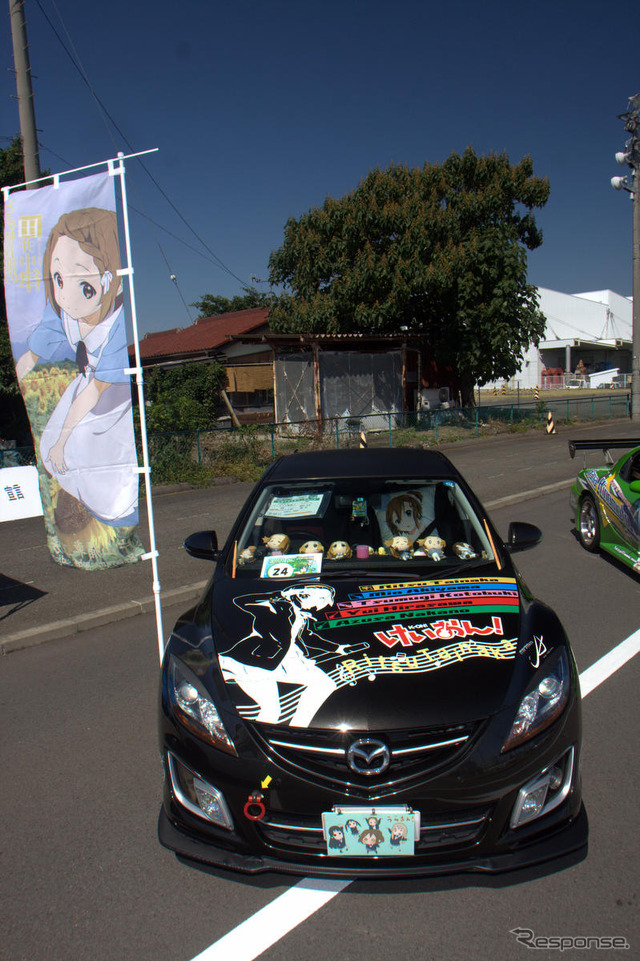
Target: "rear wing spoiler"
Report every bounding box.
[569,439,640,459]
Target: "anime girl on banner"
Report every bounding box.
[3,171,144,569]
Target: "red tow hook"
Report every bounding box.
[243,792,266,821]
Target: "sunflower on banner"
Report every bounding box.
[3,171,145,570]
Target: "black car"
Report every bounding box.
[158,448,587,877]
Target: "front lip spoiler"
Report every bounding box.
[158,805,588,880]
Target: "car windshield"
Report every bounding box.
[233,477,496,578]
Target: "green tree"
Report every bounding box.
[144,361,227,432]
[191,286,271,318]
[268,148,550,405]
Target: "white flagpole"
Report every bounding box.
[110,152,165,661]
[1,148,159,197]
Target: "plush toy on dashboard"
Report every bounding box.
[262,532,290,555]
[418,534,447,561]
[238,546,259,565]
[326,540,352,560]
[385,534,414,560]
[299,540,325,555]
[453,541,477,560]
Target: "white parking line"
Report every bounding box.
[189,877,351,960]
[579,627,640,698]
[188,628,640,961]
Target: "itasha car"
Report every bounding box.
[159,448,587,877]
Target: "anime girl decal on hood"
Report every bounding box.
[218,584,365,727]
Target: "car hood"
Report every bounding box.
[211,573,523,730]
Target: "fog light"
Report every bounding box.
[194,778,228,822]
[167,752,234,830]
[510,747,575,829]
[513,783,549,826]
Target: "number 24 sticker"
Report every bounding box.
[267,563,293,578]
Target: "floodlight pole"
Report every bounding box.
[613,94,640,421]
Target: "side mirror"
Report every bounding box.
[630,480,640,495]
[184,530,219,561]
[506,522,543,553]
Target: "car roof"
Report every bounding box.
[265,447,461,482]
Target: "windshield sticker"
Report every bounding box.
[264,493,328,519]
[218,579,518,728]
[260,553,323,578]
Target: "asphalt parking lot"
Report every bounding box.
[2,419,640,960]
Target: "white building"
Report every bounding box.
[487,288,632,390]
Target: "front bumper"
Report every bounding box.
[160,641,586,879]
[158,729,587,879]
[158,803,588,878]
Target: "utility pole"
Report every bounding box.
[9,0,42,185]
[612,93,640,421]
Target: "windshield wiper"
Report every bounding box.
[322,569,423,580]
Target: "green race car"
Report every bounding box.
[569,439,640,573]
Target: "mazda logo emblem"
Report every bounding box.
[347,738,390,776]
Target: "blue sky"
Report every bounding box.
[3,0,639,336]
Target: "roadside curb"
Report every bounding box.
[484,478,575,510]
[1,478,576,656]
[1,581,208,655]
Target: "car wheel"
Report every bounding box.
[578,495,600,552]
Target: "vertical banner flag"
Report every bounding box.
[3,171,145,569]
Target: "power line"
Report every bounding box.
[32,0,249,292]
[37,140,239,277]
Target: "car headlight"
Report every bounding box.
[168,657,237,755]
[502,649,571,752]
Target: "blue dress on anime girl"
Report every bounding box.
[27,301,139,526]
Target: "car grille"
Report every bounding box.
[257,806,491,856]
[249,721,482,792]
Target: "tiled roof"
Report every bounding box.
[130,307,269,361]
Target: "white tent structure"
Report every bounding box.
[485,288,632,391]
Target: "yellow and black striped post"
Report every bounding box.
[546,410,556,434]
[359,431,367,449]
[501,383,506,395]
[535,385,540,402]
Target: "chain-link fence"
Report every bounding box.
[1,391,631,482]
[139,392,632,484]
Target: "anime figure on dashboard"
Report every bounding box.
[262,533,290,555]
[418,534,447,561]
[326,540,352,560]
[299,540,325,555]
[238,546,259,565]
[453,542,477,560]
[385,534,414,560]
